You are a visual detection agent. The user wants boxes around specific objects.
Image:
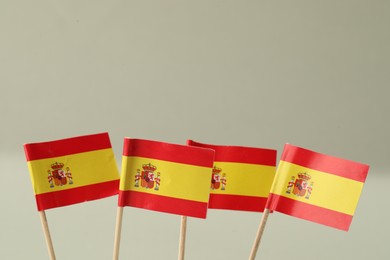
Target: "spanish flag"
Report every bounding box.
[187,140,277,212]
[24,133,120,211]
[266,144,369,231]
[118,139,215,218]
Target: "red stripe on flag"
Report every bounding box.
[122,139,215,168]
[187,140,277,166]
[24,133,112,161]
[281,144,369,182]
[35,180,119,211]
[266,194,353,231]
[209,194,267,212]
[118,190,208,218]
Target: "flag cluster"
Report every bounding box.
[24,133,369,229]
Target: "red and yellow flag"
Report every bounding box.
[118,139,215,218]
[187,140,277,212]
[266,144,369,231]
[24,133,120,211]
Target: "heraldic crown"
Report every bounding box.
[213,166,222,174]
[298,172,311,181]
[51,162,64,170]
[142,163,157,172]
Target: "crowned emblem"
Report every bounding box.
[286,172,313,199]
[211,166,227,190]
[47,162,73,188]
[134,163,161,191]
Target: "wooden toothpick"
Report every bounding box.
[39,211,56,260]
[249,208,270,260]
[178,216,187,260]
[113,207,124,260]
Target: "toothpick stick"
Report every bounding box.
[38,210,56,260]
[113,207,124,260]
[178,216,187,260]
[249,208,270,260]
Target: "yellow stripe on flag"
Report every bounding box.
[271,161,364,215]
[211,162,275,197]
[120,156,211,203]
[28,148,119,195]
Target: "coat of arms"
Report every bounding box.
[286,172,313,199]
[211,166,227,190]
[134,163,161,191]
[47,162,73,188]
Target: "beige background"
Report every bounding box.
[1,1,389,259]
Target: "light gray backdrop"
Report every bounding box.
[1,1,389,259]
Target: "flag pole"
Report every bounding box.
[249,208,270,260]
[113,206,124,260]
[38,210,56,260]
[178,216,187,260]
